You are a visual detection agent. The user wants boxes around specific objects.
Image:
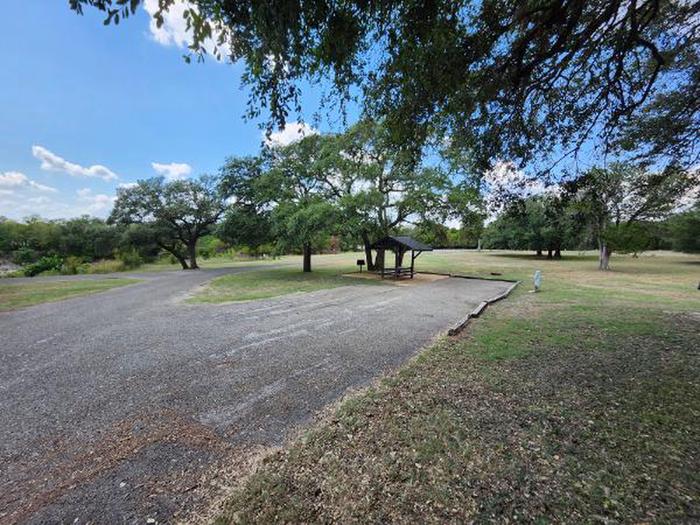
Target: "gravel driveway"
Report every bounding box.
[0,267,512,524]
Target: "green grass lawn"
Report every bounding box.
[215,250,700,523]
[190,265,383,303]
[0,278,141,311]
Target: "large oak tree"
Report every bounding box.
[71,1,700,170]
[321,120,478,269]
[110,176,225,269]
[220,136,342,272]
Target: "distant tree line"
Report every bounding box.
[0,215,163,276]
[482,163,698,269]
[0,120,480,275]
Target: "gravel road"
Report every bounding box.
[0,267,512,524]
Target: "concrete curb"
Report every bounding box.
[447,280,521,336]
[420,271,520,283]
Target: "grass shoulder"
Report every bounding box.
[0,278,141,312]
[215,251,700,523]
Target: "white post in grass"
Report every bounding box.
[533,270,542,292]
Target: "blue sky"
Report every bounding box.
[0,1,347,220]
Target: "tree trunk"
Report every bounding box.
[375,249,385,271]
[536,249,543,256]
[187,242,199,270]
[158,243,189,270]
[396,248,406,267]
[303,242,312,272]
[599,243,611,270]
[547,248,553,259]
[554,246,561,259]
[361,231,375,270]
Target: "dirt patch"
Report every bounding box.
[342,272,450,286]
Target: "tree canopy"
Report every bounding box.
[70,0,700,170]
[569,163,696,269]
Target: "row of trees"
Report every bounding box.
[0,120,478,274]
[17,1,689,276]
[2,127,696,275]
[482,164,698,269]
[55,2,697,273]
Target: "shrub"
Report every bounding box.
[11,247,39,265]
[23,255,64,277]
[231,244,277,259]
[116,248,143,270]
[197,235,226,259]
[87,259,126,274]
[61,256,88,275]
[38,268,62,276]
[258,243,278,258]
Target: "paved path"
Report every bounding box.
[0,268,512,524]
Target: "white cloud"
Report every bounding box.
[76,188,117,214]
[482,161,560,221]
[32,145,118,181]
[27,196,52,205]
[29,180,58,192]
[89,194,116,212]
[118,182,139,190]
[675,170,700,213]
[0,171,57,192]
[483,161,559,200]
[264,122,318,148]
[143,0,229,57]
[0,171,27,187]
[0,184,119,220]
[144,0,190,47]
[152,162,192,181]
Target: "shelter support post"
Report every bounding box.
[411,250,423,279]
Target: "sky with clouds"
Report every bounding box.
[0,1,341,221]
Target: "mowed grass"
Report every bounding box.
[0,278,140,311]
[216,250,700,523]
[190,265,384,303]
